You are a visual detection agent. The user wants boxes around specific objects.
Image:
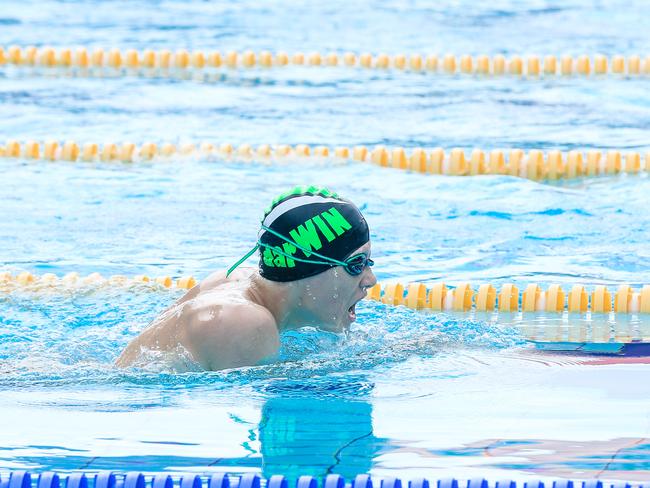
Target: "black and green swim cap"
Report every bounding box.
[258,186,370,282]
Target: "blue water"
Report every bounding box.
[2,0,650,484]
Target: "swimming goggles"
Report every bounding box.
[340,253,375,276]
[227,225,374,277]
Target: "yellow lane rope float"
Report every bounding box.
[2,140,649,181]
[2,46,650,77]
[3,271,650,315]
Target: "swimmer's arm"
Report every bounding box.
[187,303,280,371]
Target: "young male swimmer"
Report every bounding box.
[116,186,377,371]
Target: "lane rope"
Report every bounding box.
[369,281,650,316]
[0,271,196,291]
[0,470,626,488]
[3,45,650,77]
[2,139,649,180]
[372,281,650,344]
[4,271,650,315]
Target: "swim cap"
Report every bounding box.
[258,186,370,282]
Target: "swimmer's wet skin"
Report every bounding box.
[115,186,377,371]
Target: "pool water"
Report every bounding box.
[2,0,650,484]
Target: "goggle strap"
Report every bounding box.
[226,226,366,278]
[226,244,259,278]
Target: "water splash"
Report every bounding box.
[0,289,524,400]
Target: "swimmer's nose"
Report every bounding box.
[361,267,377,289]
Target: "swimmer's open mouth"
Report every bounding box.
[347,291,368,322]
[348,298,362,321]
[348,303,357,321]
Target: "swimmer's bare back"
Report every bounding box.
[115,268,280,371]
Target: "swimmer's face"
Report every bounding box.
[299,242,377,332]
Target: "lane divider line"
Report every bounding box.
[2,140,649,180]
[0,271,196,290]
[368,281,650,315]
[5,273,650,342]
[3,271,650,315]
[2,46,650,77]
[0,470,629,488]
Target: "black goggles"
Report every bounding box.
[343,253,375,276]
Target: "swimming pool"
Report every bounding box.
[2,0,650,485]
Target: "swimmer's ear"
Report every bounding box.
[226,244,259,277]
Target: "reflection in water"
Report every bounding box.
[258,378,385,480]
[468,437,650,482]
[472,310,650,355]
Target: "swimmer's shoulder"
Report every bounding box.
[185,298,279,370]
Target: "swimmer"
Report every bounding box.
[116,186,377,371]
